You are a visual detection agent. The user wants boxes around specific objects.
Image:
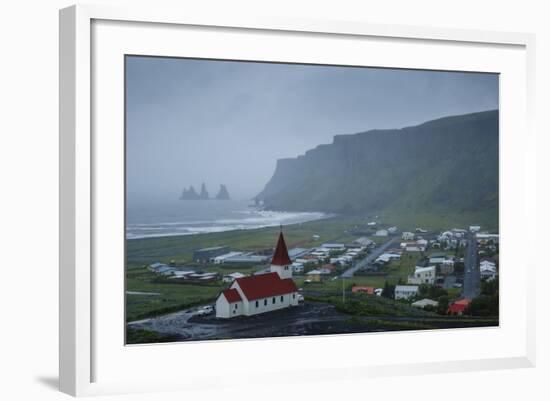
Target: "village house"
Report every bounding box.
[408,265,436,285]
[287,247,310,261]
[375,229,388,236]
[394,285,419,300]
[223,253,270,265]
[448,299,471,315]
[193,246,230,263]
[440,258,455,274]
[305,268,331,282]
[429,252,447,264]
[213,251,243,264]
[352,286,375,295]
[407,244,426,252]
[480,260,497,280]
[291,262,304,274]
[321,243,346,250]
[402,231,415,240]
[416,239,428,247]
[149,262,177,276]
[222,272,246,283]
[215,231,299,318]
[353,237,374,247]
[412,298,438,308]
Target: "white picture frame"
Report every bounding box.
[59,4,536,397]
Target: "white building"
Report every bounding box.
[388,226,398,234]
[375,229,388,237]
[222,272,246,283]
[215,231,299,318]
[440,259,455,274]
[395,285,419,300]
[321,243,345,250]
[476,233,499,241]
[429,254,447,264]
[353,237,374,247]
[402,232,415,240]
[406,244,426,252]
[469,225,481,232]
[408,266,436,285]
[291,262,304,273]
[412,298,439,308]
[480,260,497,280]
[213,252,243,264]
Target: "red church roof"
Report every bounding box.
[221,288,242,303]
[271,231,292,266]
[234,272,298,301]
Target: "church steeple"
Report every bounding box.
[270,228,293,279]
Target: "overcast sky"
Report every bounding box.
[126,56,498,202]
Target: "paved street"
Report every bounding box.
[462,233,480,299]
[340,237,398,278]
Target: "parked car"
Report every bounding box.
[297,294,304,303]
[196,305,214,316]
[453,283,463,288]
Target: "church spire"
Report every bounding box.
[271,228,292,266]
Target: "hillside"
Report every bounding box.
[256,110,499,221]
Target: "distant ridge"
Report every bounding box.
[256,110,498,217]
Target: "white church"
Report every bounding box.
[215,230,299,318]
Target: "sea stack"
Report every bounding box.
[199,183,209,200]
[215,184,230,200]
[179,185,200,200]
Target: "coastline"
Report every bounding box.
[126,204,330,240]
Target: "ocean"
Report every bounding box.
[125,199,327,239]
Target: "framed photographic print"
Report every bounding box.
[59,4,536,397]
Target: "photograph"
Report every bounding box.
[124,56,500,345]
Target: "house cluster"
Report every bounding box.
[148,263,219,282]
[480,259,497,280]
[375,226,397,237]
[374,250,402,265]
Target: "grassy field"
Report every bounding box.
[126,269,226,322]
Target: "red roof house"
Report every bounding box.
[351,286,375,294]
[447,298,471,315]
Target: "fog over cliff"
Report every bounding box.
[257,110,499,216]
[125,56,498,204]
